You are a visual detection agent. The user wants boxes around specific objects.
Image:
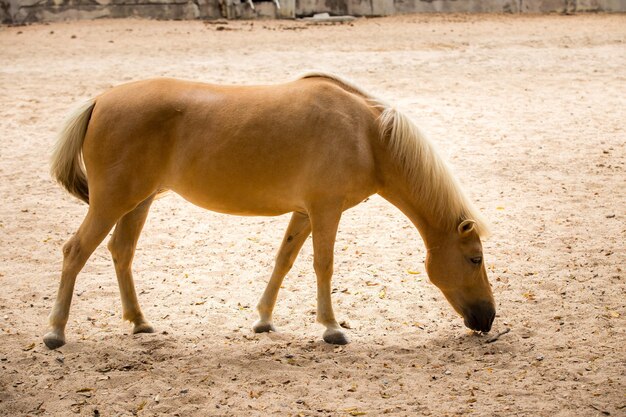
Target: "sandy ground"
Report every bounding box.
[0,13,624,417]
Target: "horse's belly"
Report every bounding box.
[173,184,302,217]
[167,167,306,216]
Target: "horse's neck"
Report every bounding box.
[378,180,443,249]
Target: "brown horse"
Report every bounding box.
[44,73,495,349]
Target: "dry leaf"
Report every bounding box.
[496,206,505,210]
[343,408,367,416]
[378,287,386,299]
[136,400,147,412]
[23,342,35,351]
[407,270,420,275]
[76,387,94,393]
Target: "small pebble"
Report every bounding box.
[536,355,544,361]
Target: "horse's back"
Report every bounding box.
[83,77,380,215]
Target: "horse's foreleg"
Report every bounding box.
[44,209,120,349]
[107,195,156,335]
[253,212,311,333]
[310,206,347,345]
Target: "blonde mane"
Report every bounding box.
[378,108,489,236]
[299,72,489,236]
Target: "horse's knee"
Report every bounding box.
[62,237,81,261]
[313,258,333,277]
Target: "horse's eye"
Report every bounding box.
[470,256,483,265]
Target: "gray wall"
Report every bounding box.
[2,0,625,24]
[296,0,626,15]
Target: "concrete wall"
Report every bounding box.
[1,0,625,24]
[357,0,625,15]
[0,0,293,23]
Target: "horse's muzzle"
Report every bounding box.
[463,302,496,333]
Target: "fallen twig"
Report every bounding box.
[589,404,610,415]
[485,327,511,343]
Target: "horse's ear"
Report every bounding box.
[457,220,476,237]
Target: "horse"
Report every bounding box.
[44,73,496,350]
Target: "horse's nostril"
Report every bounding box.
[462,304,496,332]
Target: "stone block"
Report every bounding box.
[347,0,371,15]
[520,0,567,13]
[0,2,10,23]
[371,0,395,15]
[393,0,521,13]
[575,0,626,11]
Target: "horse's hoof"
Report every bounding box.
[323,328,349,345]
[133,322,155,334]
[252,320,276,333]
[43,332,66,350]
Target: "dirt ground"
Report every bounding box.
[0,13,624,417]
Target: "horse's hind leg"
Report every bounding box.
[253,212,311,333]
[44,208,121,349]
[107,194,156,335]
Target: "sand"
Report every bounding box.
[0,14,624,416]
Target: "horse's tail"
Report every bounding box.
[50,99,96,204]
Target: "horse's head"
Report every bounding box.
[425,219,495,333]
